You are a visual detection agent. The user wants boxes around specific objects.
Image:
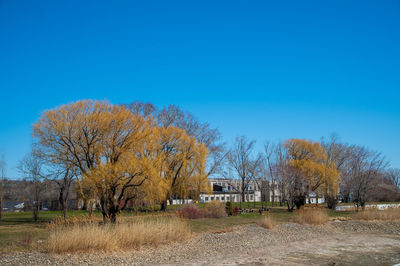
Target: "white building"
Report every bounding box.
[199,178,262,203]
[170,178,326,205]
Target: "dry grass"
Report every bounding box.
[46,217,191,253]
[353,207,400,221]
[296,208,329,225]
[46,214,101,230]
[259,216,277,230]
[330,216,352,221]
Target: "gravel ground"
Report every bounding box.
[1,220,400,265]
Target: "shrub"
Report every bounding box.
[177,201,228,219]
[204,201,228,218]
[296,208,329,225]
[233,206,241,216]
[177,205,203,219]
[354,207,400,221]
[226,202,233,216]
[259,216,277,230]
[326,196,338,210]
[46,217,191,253]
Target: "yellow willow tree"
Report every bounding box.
[154,126,209,211]
[33,100,155,223]
[284,139,340,208]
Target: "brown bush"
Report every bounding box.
[259,216,277,230]
[354,207,400,221]
[177,201,228,219]
[46,217,191,253]
[176,205,204,219]
[203,201,228,218]
[296,208,329,225]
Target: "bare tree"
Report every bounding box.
[281,165,303,212]
[252,155,269,209]
[49,165,76,219]
[227,136,260,209]
[18,151,47,221]
[387,168,400,189]
[123,101,156,118]
[321,134,352,209]
[264,142,278,207]
[0,154,5,220]
[345,146,388,210]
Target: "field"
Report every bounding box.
[1,203,400,265]
[0,204,354,253]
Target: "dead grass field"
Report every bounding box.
[296,208,330,225]
[258,216,277,229]
[46,217,191,253]
[354,207,400,221]
[0,204,396,254]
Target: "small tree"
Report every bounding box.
[155,126,209,211]
[227,136,259,209]
[387,168,400,191]
[0,154,6,220]
[284,139,341,209]
[48,164,76,220]
[18,150,47,221]
[346,146,387,210]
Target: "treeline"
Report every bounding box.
[1,100,399,222]
[227,135,400,212]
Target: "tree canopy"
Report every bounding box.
[33,100,209,222]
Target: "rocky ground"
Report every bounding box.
[1,220,400,265]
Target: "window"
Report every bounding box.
[250,195,253,200]
[205,197,209,201]
[221,197,225,201]
[227,197,230,201]
[215,197,219,200]
[211,197,214,200]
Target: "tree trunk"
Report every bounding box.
[0,198,2,220]
[88,200,93,217]
[271,183,275,207]
[33,201,39,221]
[82,199,88,211]
[160,200,168,211]
[247,190,250,208]
[110,213,117,224]
[59,189,67,220]
[102,212,107,223]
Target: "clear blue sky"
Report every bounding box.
[0,0,399,178]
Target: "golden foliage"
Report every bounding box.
[33,100,209,222]
[154,126,209,206]
[284,139,340,198]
